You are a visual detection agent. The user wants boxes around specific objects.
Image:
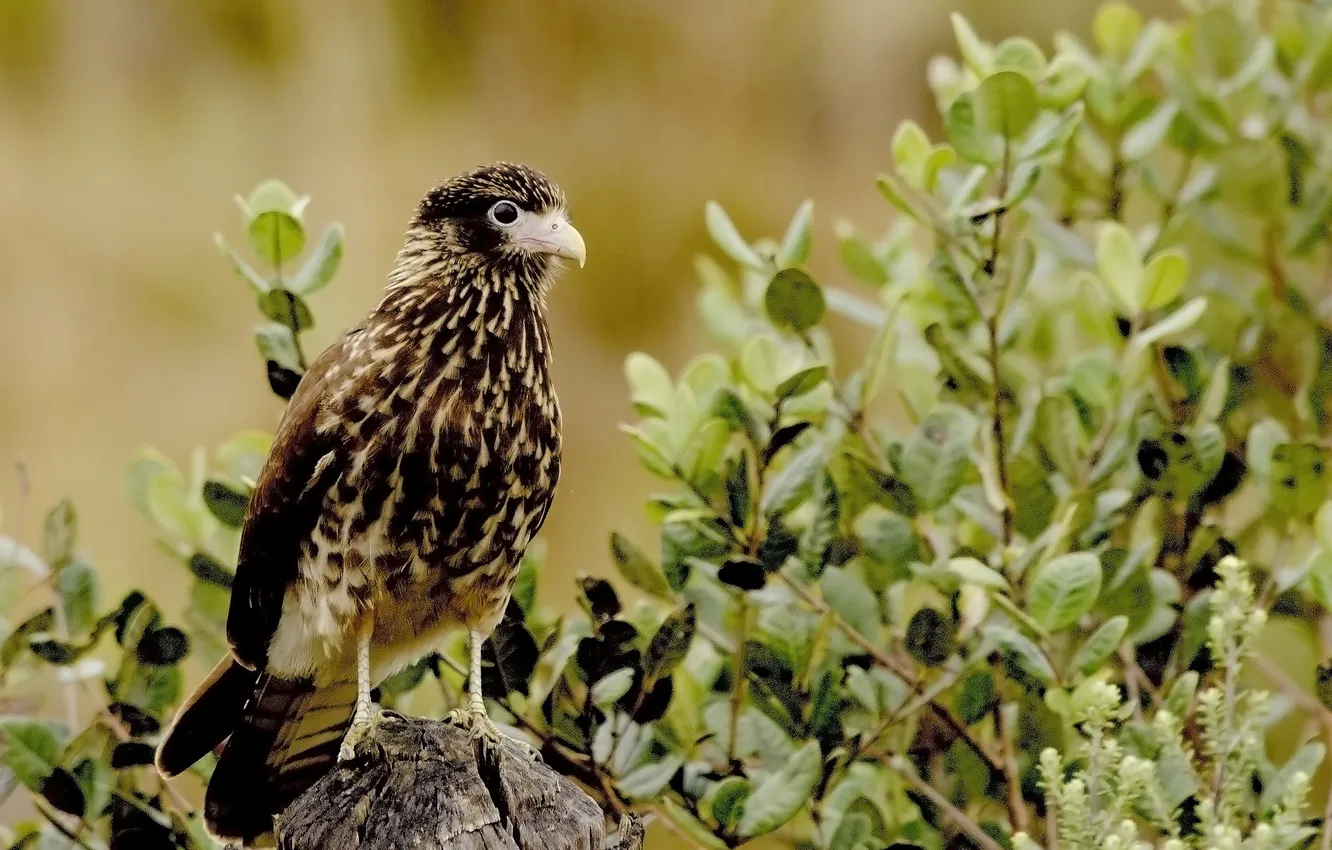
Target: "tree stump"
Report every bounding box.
[275,713,642,850]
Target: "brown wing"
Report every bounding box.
[227,339,349,670]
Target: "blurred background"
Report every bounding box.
[0,0,1162,627]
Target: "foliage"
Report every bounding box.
[4,0,1332,848]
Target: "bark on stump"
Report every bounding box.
[275,713,642,850]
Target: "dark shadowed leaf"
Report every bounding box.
[40,767,84,816]
[483,601,539,698]
[719,557,767,591]
[188,552,235,589]
[202,479,249,528]
[579,576,622,622]
[905,607,955,667]
[109,742,156,770]
[136,627,190,665]
[645,604,696,683]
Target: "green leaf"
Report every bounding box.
[645,604,696,682]
[1270,442,1330,518]
[1132,297,1207,349]
[291,222,344,295]
[1262,742,1325,812]
[776,366,828,400]
[765,268,826,333]
[955,670,997,724]
[900,407,976,511]
[1095,221,1144,313]
[821,568,878,639]
[778,200,814,267]
[856,507,918,590]
[254,323,303,372]
[737,740,822,837]
[57,560,99,636]
[202,479,249,528]
[950,13,992,73]
[946,93,998,165]
[1028,552,1101,631]
[1122,102,1178,161]
[948,557,1009,590]
[835,221,888,286]
[801,472,839,578]
[662,800,728,850]
[1071,615,1129,675]
[214,233,270,294]
[609,533,672,600]
[761,437,828,514]
[1141,249,1188,310]
[975,70,1040,139]
[1094,1,1143,60]
[1068,352,1119,409]
[257,288,315,331]
[983,624,1055,683]
[249,210,306,268]
[705,201,765,271]
[706,776,752,830]
[43,500,76,566]
[590,667,635,706]
[994,37,1047,77]
[0,721,61,792]
[618,755,684,801]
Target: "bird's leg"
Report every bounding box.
[445,628,539,761]
[337,618,376,762]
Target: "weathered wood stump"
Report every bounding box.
[276,714,642,850]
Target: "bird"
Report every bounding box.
[154,162,585,845]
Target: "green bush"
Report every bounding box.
[3,0,1332,847]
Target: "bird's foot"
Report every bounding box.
[445,704,540,761]
[337,704,379,763]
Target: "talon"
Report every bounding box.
[338,706,378,763]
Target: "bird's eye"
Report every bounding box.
[488,200,520,226]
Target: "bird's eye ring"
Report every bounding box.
[488,200,520,226]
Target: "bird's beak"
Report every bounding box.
[516,212,587,268]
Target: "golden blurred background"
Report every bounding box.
[0,0,1141,619]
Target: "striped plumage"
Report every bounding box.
[156,163,584,845]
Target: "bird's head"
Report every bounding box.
[409,162,586,279]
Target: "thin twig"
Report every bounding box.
[889,755,1006,850]
[726,595,749,767]
[996,702,1029,833]
[777,573,1003,773]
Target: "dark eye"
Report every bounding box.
[488,200,520,226]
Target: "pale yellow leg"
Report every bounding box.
[445,628,539,760]
[337,619,375,762]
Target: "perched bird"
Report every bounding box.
[155,162,584,845]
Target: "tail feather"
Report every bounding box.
[158,654,357,845]
[205,675,356,844]
[155,655,258,778]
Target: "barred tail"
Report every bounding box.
[158,654,358,845]
[204,675,358,844]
